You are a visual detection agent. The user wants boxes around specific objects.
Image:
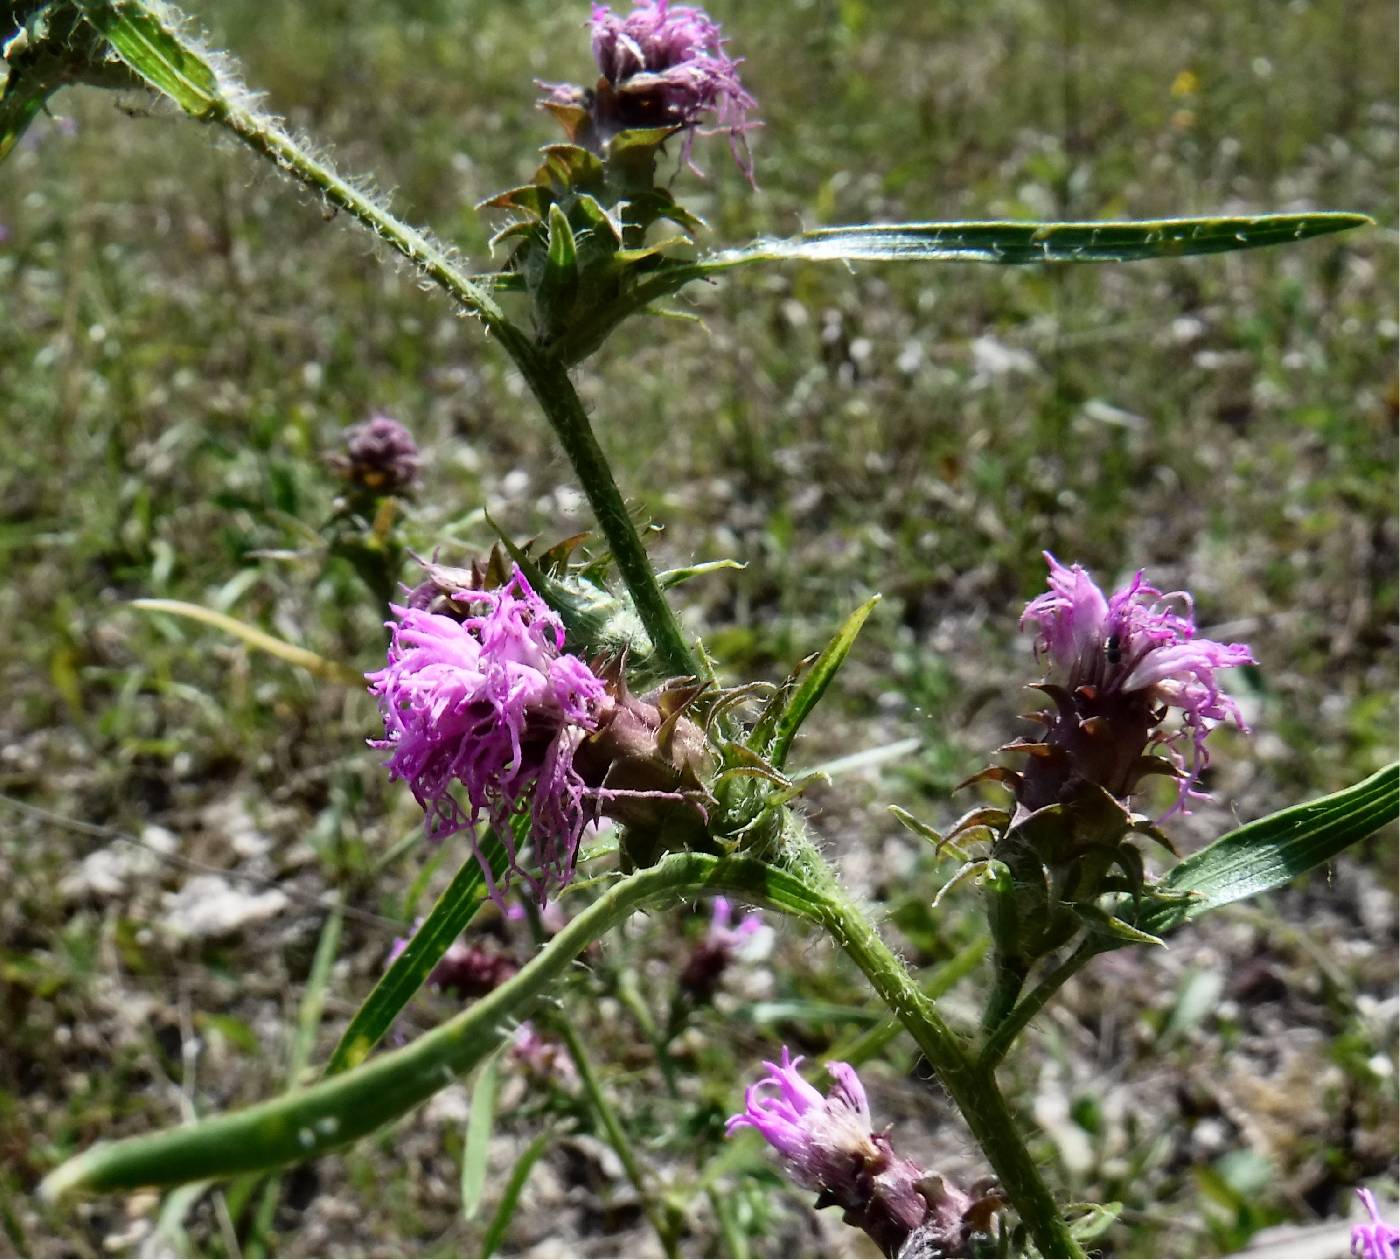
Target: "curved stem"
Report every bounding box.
[38,855,821,1201]
[980,938,1105,1071]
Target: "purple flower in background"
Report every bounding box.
[706,895,763,950]
[335,413,420,496]
[727,1048,939,1257]
[509,1021,578,1085]
[679,896,765,1000]
[545,0,758,180]
[1353,1189,1400,1260]
[367,566,608,904]
[1017,552,1254,813]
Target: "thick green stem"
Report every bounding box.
[980,939,1104,1071]
[981,949,1029,1035]
[504,347,702,678]
[553,1017,681,1258]
[786,840,1084,1259]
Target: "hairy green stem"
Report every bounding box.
[197,105,698,677]
[980,939,1105,1071]
[553,1016,681,1257]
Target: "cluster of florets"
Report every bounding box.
[1015,552,1255,815]
[332,413,420,497]
[368,567,609,904]
[1353,1189,1400,1260]
[728,1048,999,1258]
[541,0,758,180]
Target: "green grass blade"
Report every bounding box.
[702,213,1372,269]
[480,1131,553,1258]
[131,599,364,686]
[324,835,507,1077]
[766,594,880,770]
[460,1054,501,1222]
[1144,763,1399,934]
[38,854,819,1199]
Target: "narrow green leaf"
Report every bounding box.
[767,594,880,769]
[290,897,343,1084]
[550,212,1370,365]
[480,1131,554,1258]
[38,855,820,1199]
[0,67,54,163]
[78,0,223,118]
[323,837,506,1077]
[460,1055,501,1222]
[1072,902,1165,948]
[656,558,745,590]
[703,214,1372,270]
[1144,763,1398,935]
[130,599,364,686]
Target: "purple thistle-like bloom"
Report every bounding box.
[337,414,420,496]
[727,1048,934,1257]
[550,0,758,181]
[1354,1189,1400,1260]
[367,566,608,904]
[1018,552,1255,813]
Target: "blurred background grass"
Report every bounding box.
[0,0,1395,1256]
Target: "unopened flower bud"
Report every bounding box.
[333,414,419,497]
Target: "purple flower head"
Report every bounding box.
[1017,552,1255,813]
[727,1048,934,1256]
[545,0,758,181]
[336,413,420,496]
[1354,1189,1400,1260]
[367,566,609,905]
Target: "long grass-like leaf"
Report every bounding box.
[324,835,508,1077]
[460,1054,501,1222]
[701,214,1371,269]
[480,1131,554,1258]
[553,212,1370,363]
[131,599,364,686]
[1143,763,1398,934]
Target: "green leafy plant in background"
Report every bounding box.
[3,1,1394,1257]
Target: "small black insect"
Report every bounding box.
[1104,633,1123,666]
